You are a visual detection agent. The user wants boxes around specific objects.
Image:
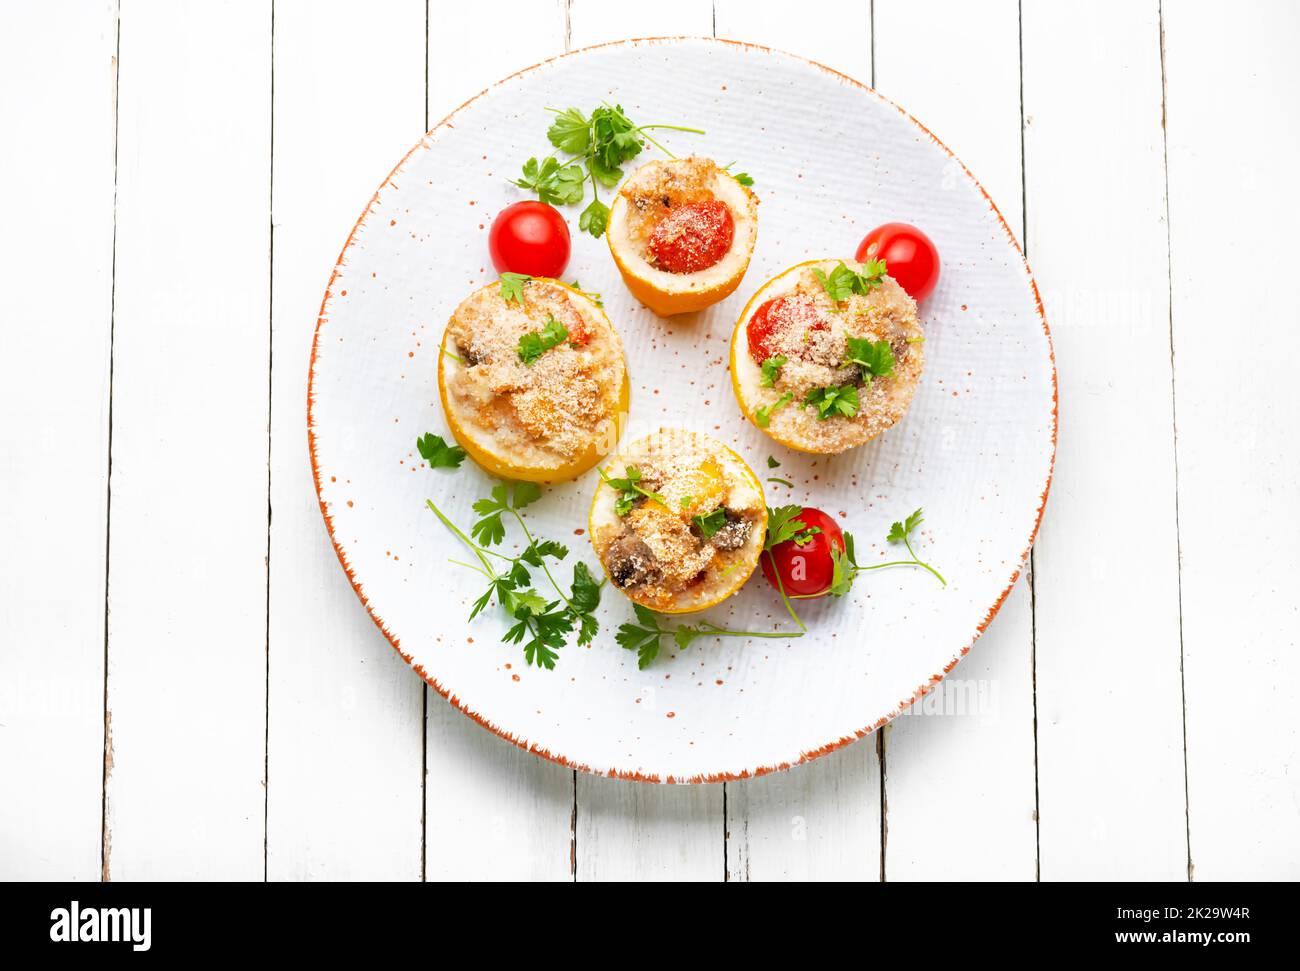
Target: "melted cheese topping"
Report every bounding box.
[591,429,765,612]
[734,261,925,454]
[440,281,625,471]
[608,156,757,294]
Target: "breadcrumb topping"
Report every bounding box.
[619,156,735,267]
[744,263,925,453]
[593,431,764,611]
[442,281,624,468]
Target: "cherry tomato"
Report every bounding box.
[746,294,827,363]
[649,200,734,274]
[489,201,571,278]
[761,507,845,598]
[855,222,940,302]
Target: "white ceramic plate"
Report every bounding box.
[309,38,1055,783]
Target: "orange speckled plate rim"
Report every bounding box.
[307,36,1058,785]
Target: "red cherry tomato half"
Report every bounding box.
[761,507,846,598]
[746,294,827,364]
[855,222,940,302]
[649,200,735,274]
[489,201,571,278]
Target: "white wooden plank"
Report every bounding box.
[575,780,723,881]
[713,0,871,80]
[1163,0,1300,880]
[423,0,576,881]
[711,0,881,883]
[103,0,271,880]
[726,744,881,882]
[266,0,426,881]
[567,0,712,47]
[1023,0,1186,879]
[871,0,1038,881]
[567,0,726,882]
[0,0,117,880]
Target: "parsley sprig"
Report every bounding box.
[805,507,947,600]
[804,384,860,420]
[814,260,888,303]
[616,604,800,670]
[427,483,603,669]
[691,507,727,539]
[513,103,704,238]
[517,317,569,364]
[499,272,530,304]
[416,432,466,470]
[597,465,666,516]
[844,336,895,379]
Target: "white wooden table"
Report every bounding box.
[2,0,1297,882]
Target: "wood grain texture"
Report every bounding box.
[1163,0,1300,880]
[266,0,426,882]
[872,0,1038,881]
[423,0,575,881]
[713,0,881,882]
[103,0,271,880]
[0,0,118,880]
[713,0,870,79]
[1023,0,1187,879]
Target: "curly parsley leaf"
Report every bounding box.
[691,508,727,539]
[765,505,809,550]
[416,432,466,470]
[513,156,586,206]
[513,103,702,238]
[845,336,895,379]
[888,508,926,545]
[760,355,787,388]
[546,107,591,154]
[578,197,610,238]
[754,391,793,428]
[804,384,860,420]
[598,464,665,516]
[814,260,888,303]
[733,171,755,187]
[616,603,666,669]
[499,271,531,305]
[517,317,569,365]
[617,602,801,669]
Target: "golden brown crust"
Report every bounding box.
[736,261,924,453]
[441,280,624,470]
[590,430,766,612]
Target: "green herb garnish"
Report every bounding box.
[760,355,787,388]
[499,272,530,304]
[517,317,569,364]
[427,486,603,669]
[598,465,666,516]
[691,508,727,539]
[813,260,888,303]
[415,432,466,470]
[804,384,860,420]
[754,391,793,428]
[844,336,895,379]
[512,103,704,238]
[616,603,799,670]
